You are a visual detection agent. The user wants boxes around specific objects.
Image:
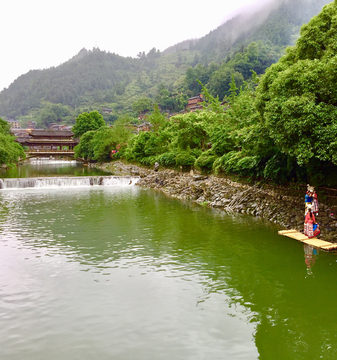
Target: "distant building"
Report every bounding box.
[27,121,37,129]
[220,101,230,111]
[6,119,21,129]
[138,110,150,121]
[60,124,72,131]
[11,128,32,142]
[102,108,113,114]
[186,95,203,112]
[48,124,72,131]
[137,121,152,133]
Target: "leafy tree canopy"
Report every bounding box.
[256,0,337,166]
[132,97,152,114]
[0,117,25,166]
[72,111,106,138]
[0,118,11,134]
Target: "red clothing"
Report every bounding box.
[305,212,315,224]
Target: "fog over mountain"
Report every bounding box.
[0,0,332,121]
[0,0,308,91]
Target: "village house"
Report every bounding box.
[27,121,37,129]
[102,108,113,114]
[138,110,150,121]
[48,123,72,131]
[6,119,21,129]
[220,100,230,111]
[10,128,32,142]
[186,95,204,112]
[137,121,152,133]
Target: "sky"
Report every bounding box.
[0,0,274,91]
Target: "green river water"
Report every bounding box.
[1,162,337,359]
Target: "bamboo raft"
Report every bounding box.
[278,230,337,251]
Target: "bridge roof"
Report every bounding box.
[30,130,74,137]
[25,139,78,143]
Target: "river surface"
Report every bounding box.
[0,159,111,178]
[1,162,337,359]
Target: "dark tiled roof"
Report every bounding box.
[30,130,73,137]
[188,95,203,100]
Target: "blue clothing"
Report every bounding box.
[305,194,313,203]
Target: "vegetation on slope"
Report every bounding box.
[0,0,331,129]
[76,0,337,187]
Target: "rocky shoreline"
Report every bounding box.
[90,161,337,243]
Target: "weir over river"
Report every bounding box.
[1,160,337,359]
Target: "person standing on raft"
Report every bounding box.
[304,206,320,238]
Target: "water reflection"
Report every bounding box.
[0,160,111,178]
[1,187,337,359]
[304,244,319,276]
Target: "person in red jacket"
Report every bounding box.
[304,206,320,238]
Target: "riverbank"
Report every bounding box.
[90,161,337,243]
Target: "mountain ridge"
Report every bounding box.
[0,0,332,123]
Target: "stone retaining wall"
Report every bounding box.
[91,161,337,243]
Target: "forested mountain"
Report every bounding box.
[184,0,331,62]
[0,0,332,128]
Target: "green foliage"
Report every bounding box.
[156,151,178,166]
[208,68,243,100]
[132,97,152,113]
[0,117,25,166]
[256,0,337,167]
[195,151,217,169]
[38,102,72,128]
[169,112,209,150]
[0,118,11,134]
[147,104,166,132]
[75,115,134,161]
[74,131,95,160]
[124,131,162,161]
[175,152,196,166]
[72,111,106,138]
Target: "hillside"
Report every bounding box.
[0,0,332,126]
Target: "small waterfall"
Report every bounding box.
[0,176,140,189]
[28,159,79,165]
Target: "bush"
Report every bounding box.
[195,152,218,169]
[157,151,178,166]
[175,152,196,166]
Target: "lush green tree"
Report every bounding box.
[38,102,72,128]
[256,0,337,166]
[0,118,11,134]
[208,68,244,100]
[147,104,166,132]
[74,130,95,160]
[0,118,25,166]
[132,97,152,114]
[75,115,134,161]
[72,111,105,138]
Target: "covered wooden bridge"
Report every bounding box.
[17,130,79,158]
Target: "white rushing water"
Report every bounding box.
[28,158,79,165]
[0,176,140,189]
